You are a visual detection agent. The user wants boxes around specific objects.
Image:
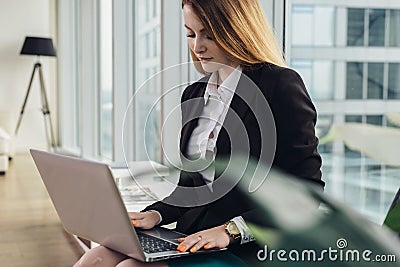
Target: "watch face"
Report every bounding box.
[227,221,240,235]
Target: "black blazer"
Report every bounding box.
[144,63,323,236]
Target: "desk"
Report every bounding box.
[111,167,178,212]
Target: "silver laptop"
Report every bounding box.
[30,149,223,262]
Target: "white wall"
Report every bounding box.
[0,0,57,152]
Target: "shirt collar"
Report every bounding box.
[204,66,242,104]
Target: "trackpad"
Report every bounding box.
[138,227,186,245]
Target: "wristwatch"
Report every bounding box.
[224,220,241,241]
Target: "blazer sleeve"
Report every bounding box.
[270,67,323,185]
[144,67,323,227]
[141,189,190,226]
[237,67,323,227]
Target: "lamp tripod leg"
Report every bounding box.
[38,65,57,150]
[14,64,38,136]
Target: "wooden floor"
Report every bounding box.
[0,153,83,267]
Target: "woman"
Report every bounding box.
[74,0,323,266]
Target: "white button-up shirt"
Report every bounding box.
[186,66,255,244]
[186,66,242,185]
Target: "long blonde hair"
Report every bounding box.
[182,0,286,73]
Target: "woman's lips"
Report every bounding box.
[199,57,212,62]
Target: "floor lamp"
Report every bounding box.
[14,36,57,150]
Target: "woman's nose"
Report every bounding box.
[193,37,206,54]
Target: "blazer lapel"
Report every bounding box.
[216,69,260,151]
[180,80,207,156]
[178,80,208,233]
[228,67,263,122]
[181,69,262,155]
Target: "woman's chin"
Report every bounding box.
[201,62,221,73]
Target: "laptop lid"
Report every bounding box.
[30,149,146,261]
[31,149,226,262]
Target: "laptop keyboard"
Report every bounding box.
[137,232,178,254]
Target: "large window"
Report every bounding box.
[346,62,396,100]
[347,8,364,46]
[291,59,334,100]
[367,63,384,99]
[388,63,400,99]
[134,0,162,162]
[291,5,335,47]
[286,1,400,223]
[389,10,400,46]
[58,0,184,162]
[58,0,81,153]
[346,62,363,99]
[58,0,113,159]
[368,9,385,47]
[347,8,400,47]
[99,0,113,160]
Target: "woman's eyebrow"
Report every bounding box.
[184,24,206,33]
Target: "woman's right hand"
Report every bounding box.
[128,211,161,230]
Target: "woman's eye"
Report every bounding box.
[206,36,213,40]
[186,33,195,38]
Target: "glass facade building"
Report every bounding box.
[287,1,400,223]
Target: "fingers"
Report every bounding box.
[177,234,207,253]
[177,225,230,252]
[189,239,209,253]
[129,212,158,230]
[128,212,145,220]
[204,241,216,250]
[131,217,153,229]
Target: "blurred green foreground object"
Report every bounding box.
[213,156,400,266]
[384,189,400,235]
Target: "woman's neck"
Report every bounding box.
[217,64,239,84]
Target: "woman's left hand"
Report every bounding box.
[177,225,231,253]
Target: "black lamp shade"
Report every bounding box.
[20,36,56,57]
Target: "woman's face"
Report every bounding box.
[183,4,234,74]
